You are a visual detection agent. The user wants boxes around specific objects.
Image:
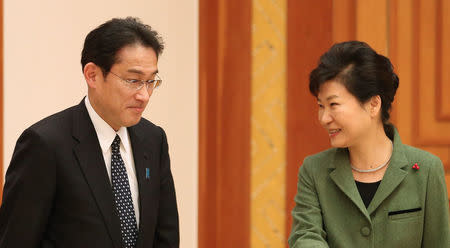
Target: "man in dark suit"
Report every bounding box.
[0,17,179,248]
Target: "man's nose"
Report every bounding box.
[136,86,152,102]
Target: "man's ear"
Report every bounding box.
[83,62,102,89]
[369,95,382,118]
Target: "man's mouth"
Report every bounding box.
[129,106,145,113]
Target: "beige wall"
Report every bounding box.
[3,0,198,247]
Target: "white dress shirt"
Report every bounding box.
[84,97,140,226]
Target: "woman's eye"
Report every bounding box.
[330,102,338,107]
[318,104,324,108]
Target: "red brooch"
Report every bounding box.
[412,163,420,170]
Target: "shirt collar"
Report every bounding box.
[84,96,131,154]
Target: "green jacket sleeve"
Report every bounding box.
[421,159,450,247]
[288,158,329,248]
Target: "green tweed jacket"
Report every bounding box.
[289,129,450,248]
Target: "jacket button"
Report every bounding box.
[361,226,371,236]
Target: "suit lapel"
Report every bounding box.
[72,101,122,248]
[329,148,370,220]
[367,131,409,214]
[128,125,156,248]
[330,129,410,218]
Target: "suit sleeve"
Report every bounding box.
[288,157,329,248]
[421,158,450,247]
[153,127,179,248]
[0,128,56,248]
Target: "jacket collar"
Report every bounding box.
[72,99,123,248]
[368,129,409,214]
[72,98,156,247]
[329,127,409,219]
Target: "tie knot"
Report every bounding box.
[111,135,121,151]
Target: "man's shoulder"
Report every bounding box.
[27,104,80,136]
[130,117,168,142]
[133,117,160,134]
[134,117,158,129]
[13,103,82,151]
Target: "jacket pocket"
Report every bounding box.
[388,207,422,220]
[383,208,424,248]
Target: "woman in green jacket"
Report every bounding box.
[289,41,449,248]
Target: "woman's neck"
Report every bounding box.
[348,127,393,171]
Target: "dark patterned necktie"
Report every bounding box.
[111,135,138,248]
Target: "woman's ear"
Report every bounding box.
[369,95,382,118]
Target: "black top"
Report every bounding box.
[355,180,381,208]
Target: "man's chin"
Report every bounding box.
[123,117,142,127]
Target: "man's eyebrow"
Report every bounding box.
[126,69,159,75]
[127,69,144,75]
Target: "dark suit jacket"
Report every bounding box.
[0,100,179,248]
[289,129,449,248]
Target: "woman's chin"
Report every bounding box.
[329,140,348,148]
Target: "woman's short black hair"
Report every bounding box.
[309,41,399,136]
[81,17,164,76]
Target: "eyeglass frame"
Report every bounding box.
[108,71,162,91]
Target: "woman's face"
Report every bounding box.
[317,80,373,148]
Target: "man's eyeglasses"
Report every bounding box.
[109,71,162,91]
